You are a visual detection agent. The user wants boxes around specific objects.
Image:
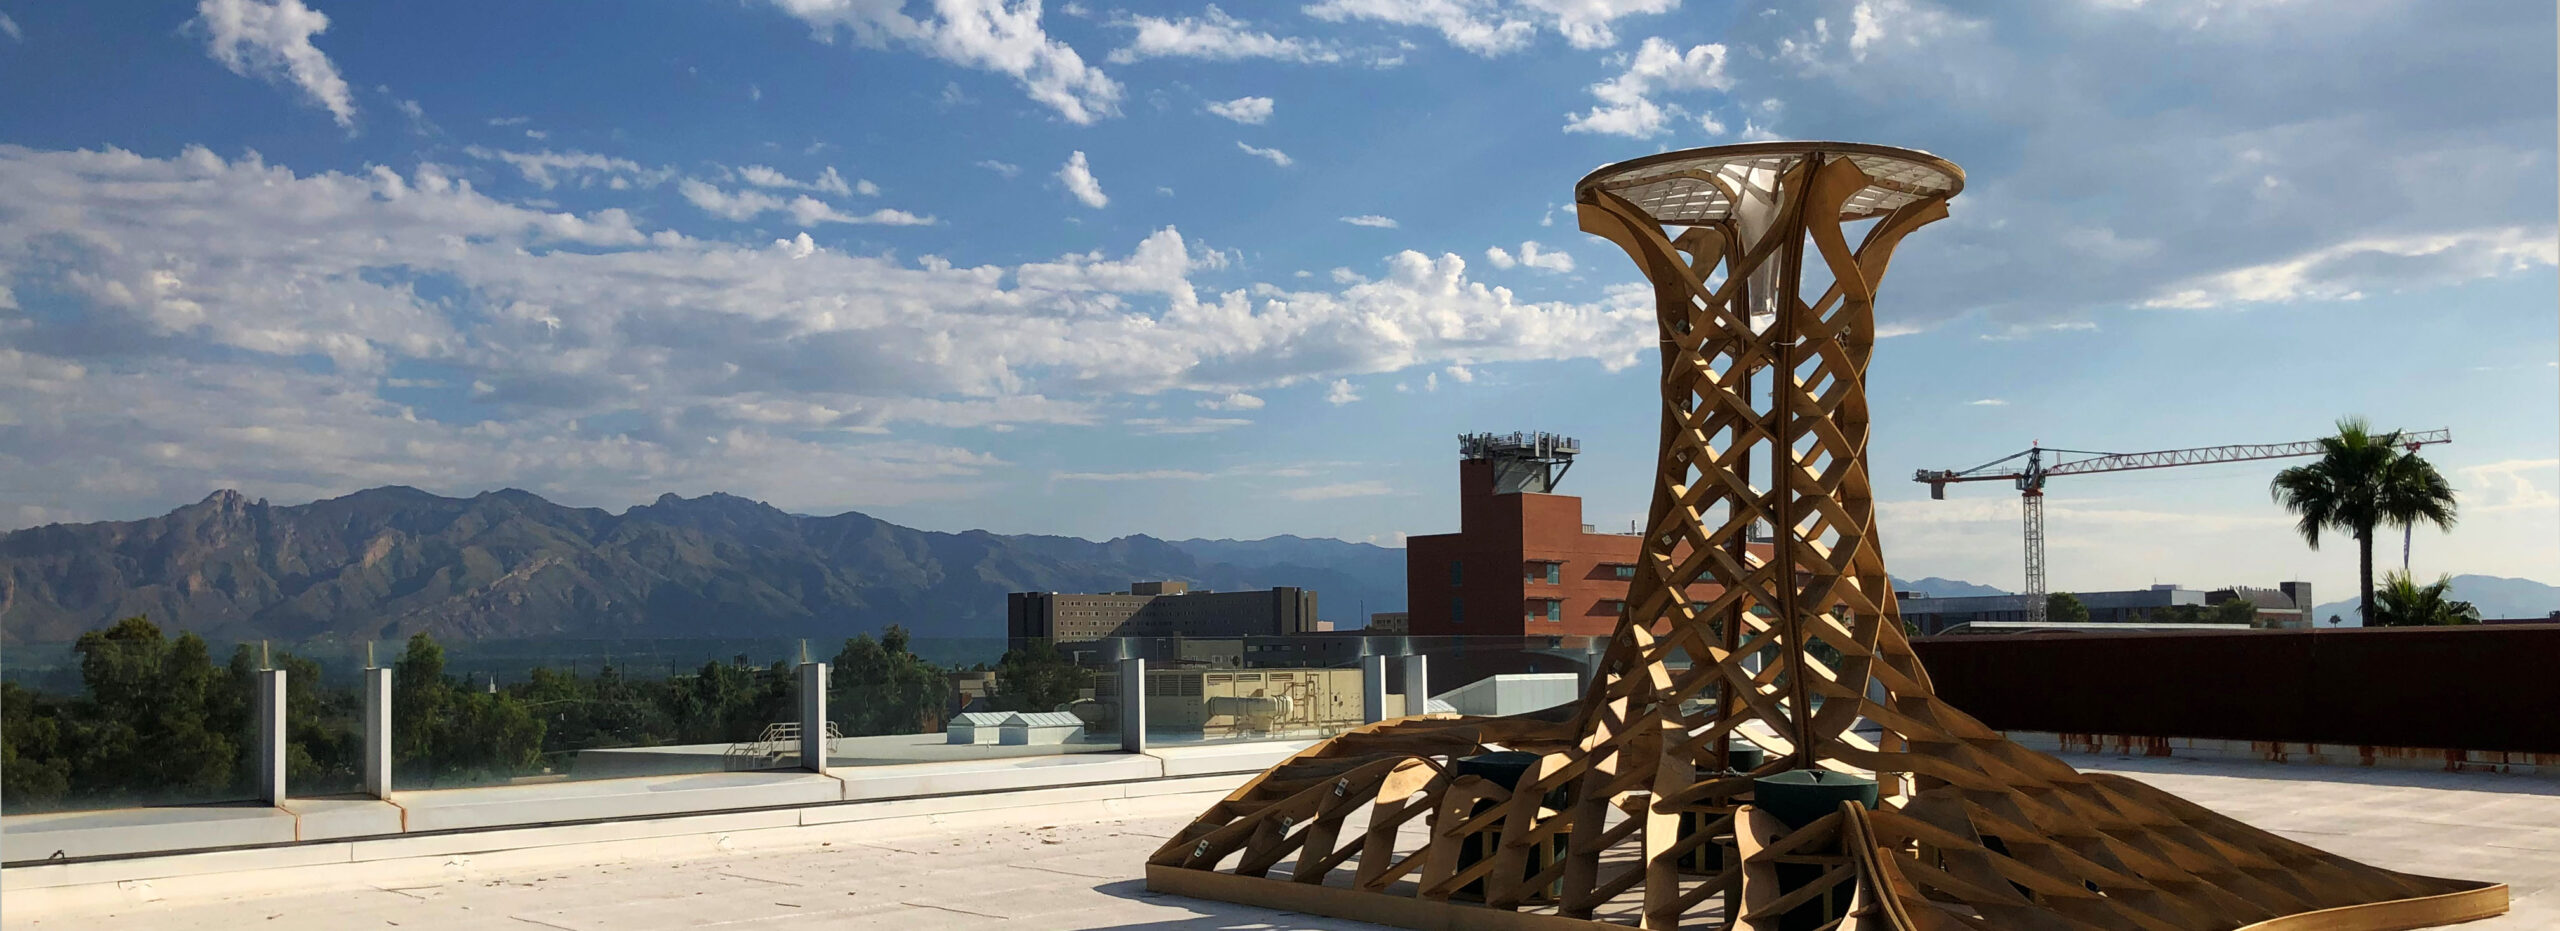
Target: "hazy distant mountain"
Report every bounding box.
[1890,576,2010,598]
[2312,574,2560,626]
[0,488,1407,644]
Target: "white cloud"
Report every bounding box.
[1199,392,1265,410]
[466,147,673,190]
[1125,416,1253,434]
[677,178,933,227]
[193,0,356,128]
[1301,0,1676,55]
[736,164,863,196]
[1283,480,1394,501]
[487,116,530,126]
[1055,469,1214,481]
[1326,379,1362,405]
[1236,141,1293,167]
[1206,96,1275,124]
[1112,7,1343,64]
[0,145,1659,526]
[1516,0,1679,49]
[389,95,435,136]
[2143,227,2557,309]
[1484,240,1574,272]
[1057,150,1108,208]
[1340,215,1399,228]
[1966,398,2007,406]
[0,12,20,43]
[1304,0,1534,56]
[976,159,1021,178]
[1562,37,1731,138]
[1445,364,1474,382]
[2459,459,2560,513]
[764,0,1122,124]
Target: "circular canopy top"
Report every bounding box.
[1575,141,1963,227]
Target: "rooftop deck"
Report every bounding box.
[6,754,2553,930]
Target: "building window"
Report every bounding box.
[1547,563,1561,584]
[1450,561,1463,586]
[1612,564,1635,581]
[1547,600,1563,621]
[1451,598,1465,625]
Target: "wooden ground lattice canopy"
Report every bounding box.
[1145,142,2510,930]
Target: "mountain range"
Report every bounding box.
[0,488,1405,644]
[0,486,2037,645]
[2312,574,2560,626]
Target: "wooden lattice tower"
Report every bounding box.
[1147,141,2508,930]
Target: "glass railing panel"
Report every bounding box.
[387,636,813,790]
[1,622,265,813]
[825,636,1121,765]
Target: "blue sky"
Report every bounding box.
[0,0,2553,603]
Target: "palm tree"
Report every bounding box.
[2270,417,2459,626]
[2369,572,2481,627]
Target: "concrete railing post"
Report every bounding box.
[362,666,392,798]
[1119,657,1146,753]
[798,662,829,773]
[1402,654,1430,717]
[1363,653,1390,724]
[257,668,287,805]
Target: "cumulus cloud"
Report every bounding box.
[1199,392,1265,410]
[1484,241,1574,272]
[1340,215,1399,228]
[1206,95,1275,124]
[1236,141,1293,167]
[1057,150,1108,207]
[1562,37,1731,138]
[193,0,357,127]
[976,159,1021,178]
[1111,7,1343,63]
[1325,379,1362,405]
[0,144,1655,523]
[763,0,1122,124]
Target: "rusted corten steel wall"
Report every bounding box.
[1911,624,2560,755]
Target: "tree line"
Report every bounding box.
[3,617,1091,813]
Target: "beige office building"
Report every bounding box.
[1007,581,1321,645]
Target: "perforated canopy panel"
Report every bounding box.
[1574,141,1963,227]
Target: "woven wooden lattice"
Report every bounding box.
[1146,142,2508,930]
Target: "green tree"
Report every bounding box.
[1,682,72,805]
[830,626,949,736]
[2271,417,2459,627]
[993,640,1092,713]
[2046,592,2090,624]
[70,616,248,801]
[389,633,545,786]
[2369,572,2481,627]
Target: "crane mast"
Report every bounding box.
[1915,428,2451,626]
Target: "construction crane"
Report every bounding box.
[1914,428,2452,625]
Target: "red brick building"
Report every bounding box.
[1407,448,1745,638]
